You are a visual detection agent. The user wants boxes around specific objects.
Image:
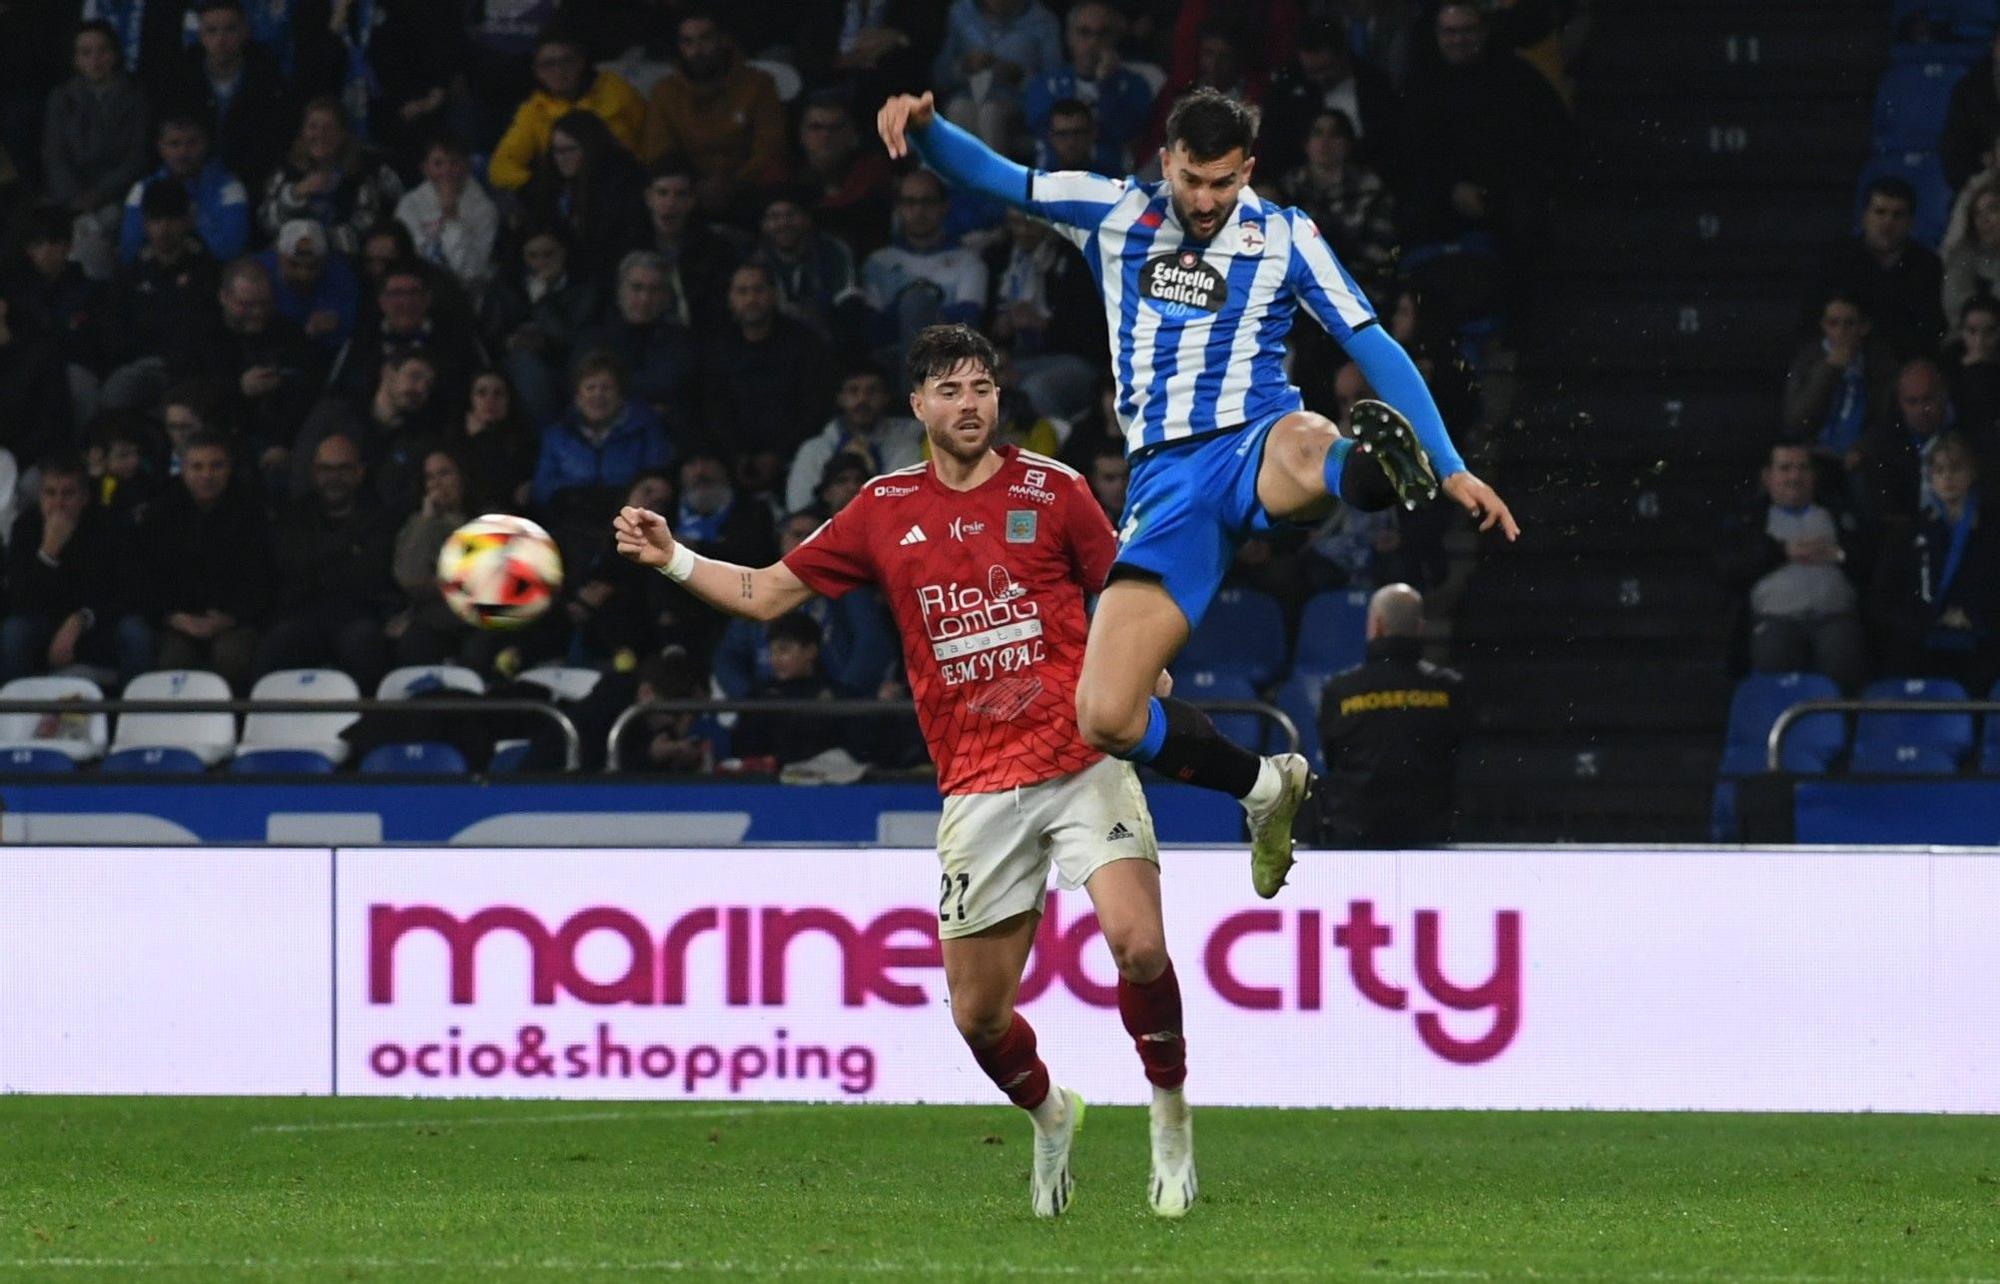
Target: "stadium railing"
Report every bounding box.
[603,699,1302,771]
[0,699,584,771]
[1766,698,1993,772]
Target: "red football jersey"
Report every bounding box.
[783,446,1118,795]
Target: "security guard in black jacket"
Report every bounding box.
[1313,584,1467,848]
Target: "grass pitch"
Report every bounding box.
[1,1097,1996,1282]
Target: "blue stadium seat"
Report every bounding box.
[1294,589,1371,677]
[1873,56,1970,152]
[1177,588,1288,687]
[488,739,534,774]
[1855,151,1953,248]
[1722,671,1844,774]
[1176,669,1263,751]
[360,742,469,775]
[230,748,338,775]
[1272,672,1328,774]
[1851,676,1973,771]
[102,746,208,775]
[0,746,77,773]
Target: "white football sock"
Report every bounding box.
[1241,757,1283,812]
[1028,1085,1068,1134]
[1151,1083,1189,1124]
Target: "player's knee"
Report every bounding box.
[1272,413,1337,471]
[1076,686,1146,755]
[1106,930,1169,984]
[951,997,1013,1049]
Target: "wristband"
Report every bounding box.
[660,542,698,583]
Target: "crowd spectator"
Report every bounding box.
[1948,296,2000,436]
[1942,188,2000,341]
[395,134,500,304]
[254,219,360,355]
[1870,431,2000,695]
[483,222,603,428]
[1086,442,1127,525]
[159,0,294,191]
[790,3,940,108]
[1397,0,1570,276]
[5,204,116,422]
[291,348,445,511]
[103,181,218,409]
[488,29,644,192]
[1716,439,1869,694]
[794,95,895,258]
[1024,2,1153,172]
[639,11,789,218]
[574,251,698,434]
[335,257,483,405]
[932,0,1063,151]
[256,432,395,687]
[1859,357,1958,528]
[532,350,674,564]
[1258,25,1397,180]
[43,20,151,282]
[520,110,648,284]
[256,97,404,257]
[564,469,689,665]
[864,169,988,373]
[1941,29,2000,191]
[1038,99,1103,173]
[385,449,473,667]
[1,452,147,683]
[1806,177,1943,362]
[1165,0,1296,103]
[1783,292,1898,482]
[633,159,747,327]
[117,114,249,266]
[752,189,865,353]
[983,208,1104,422]
[1274,108,1398,294]
[166,256,320,473]
[700,260,836,497]
[785,362,925,513]
[445,367,538,510]
[134,430,271,691]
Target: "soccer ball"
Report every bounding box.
[436,514,564,630]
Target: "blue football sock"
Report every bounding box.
[1322,436,1354,500]
[1122,697,1169,764]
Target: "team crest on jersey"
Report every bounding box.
[1140,250,1228,319]
[1007,511,1038,543]
[1238,220,1264,255]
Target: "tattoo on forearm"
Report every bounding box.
[740,572,755,602]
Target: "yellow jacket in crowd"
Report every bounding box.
[488,70,647,191]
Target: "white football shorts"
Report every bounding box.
[932,754,1159,939]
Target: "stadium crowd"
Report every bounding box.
[1729,7,2000,707]
[0,0,1576,773]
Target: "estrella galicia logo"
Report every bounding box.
[1139,250,1227,319]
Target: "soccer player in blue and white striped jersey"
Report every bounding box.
[879,87,1518,898]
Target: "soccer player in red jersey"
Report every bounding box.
[614,324,1195,1219]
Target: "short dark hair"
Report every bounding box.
[1050,97,1094,123]
[769,611,822,650]
[183,429,233,457]
[377,256,428,289]
[905,323,999,391]
[572,349,627,393]
[155,112,208,142]
[420,129,470,161]
[194,0,245,16]
[840,359,889,387]
[648,156,698,186]
[1164,87,1259,161]
[1863,176,1918,211]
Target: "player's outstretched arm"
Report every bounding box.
[877,91,1031,208]
[614,506,815,621]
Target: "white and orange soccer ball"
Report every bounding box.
[436,514,564,630]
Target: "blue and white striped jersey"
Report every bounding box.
[1025,169,1377,458]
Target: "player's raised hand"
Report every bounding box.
[877,91,935,159]
[613,506,676,568]
[1442,471,1521,542]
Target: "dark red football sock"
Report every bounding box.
[968,1012,1051,1110]
[1118,959,1188,1090]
